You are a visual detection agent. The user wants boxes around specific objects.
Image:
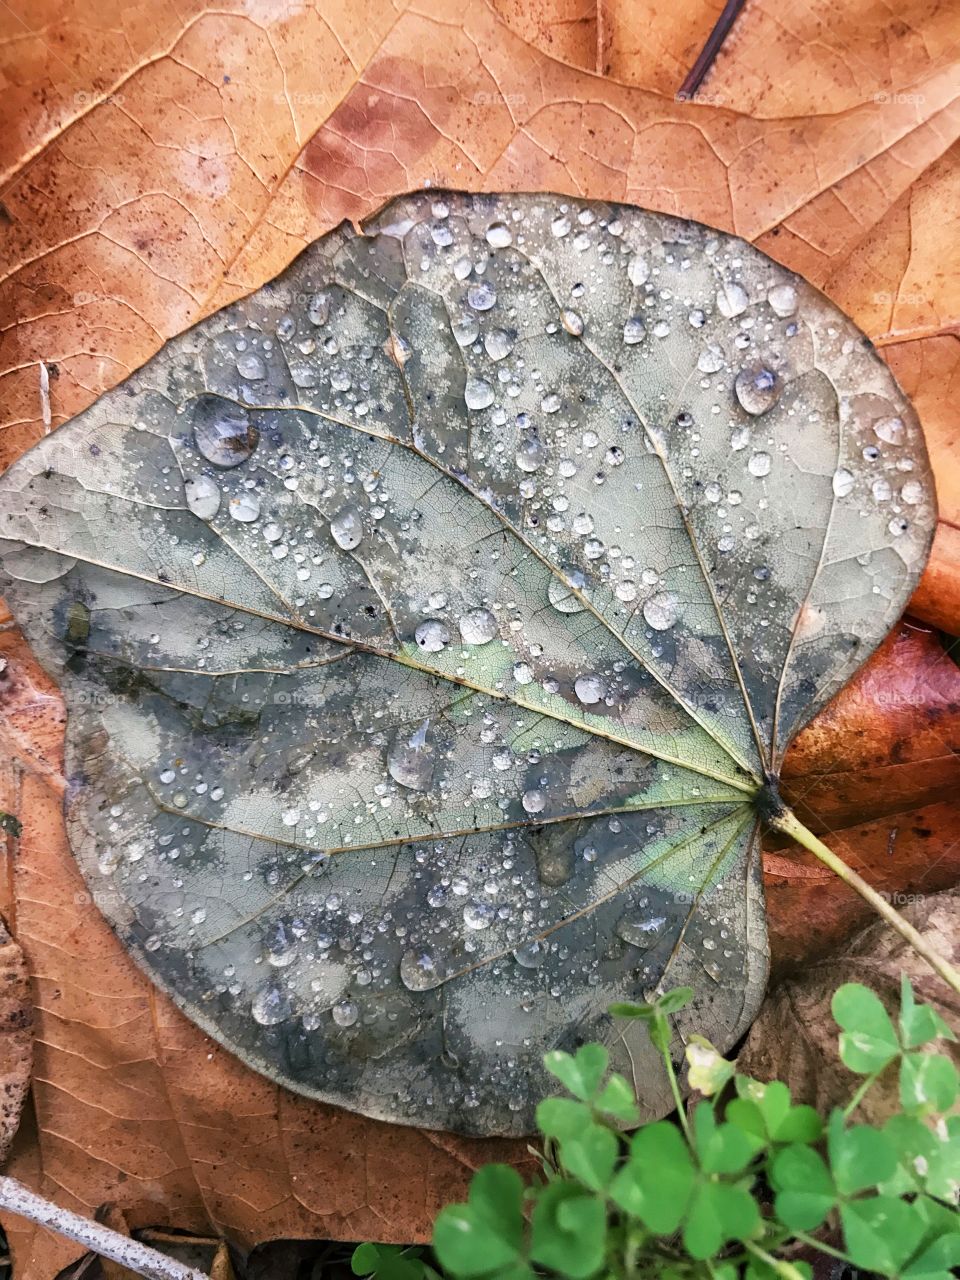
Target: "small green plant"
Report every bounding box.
[0,812,22,839]
[353,977,959,1280]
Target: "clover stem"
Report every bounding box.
[770,808,960,996]
[744,1241,809,1279]
[658,1030,693,1143]
[843,1069,883,1120]
[792,1232,853,1263]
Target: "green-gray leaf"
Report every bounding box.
[0,192,934,1135]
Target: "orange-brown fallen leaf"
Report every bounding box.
[0,917,32,1166]
[781,621,960,832]
[771,619,960,970]
[1,0,959,1271]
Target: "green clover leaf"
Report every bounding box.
[433,1165,528,1279]
[771,1145,836,1231]
[610,1123,695,1234]
[544,1046,609,1102]
[832,984,900,1075]
[530,1181,606,1279]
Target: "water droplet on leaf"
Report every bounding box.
[387,720,435,790]
[252,984,292,1026]
[415,619,449,652]
[400,948,443,990]
[643,591,678,631]
[330,505,363,550]
[459,608,497,645]
[735,365,780,416]
[192,395,258,468]
[184,474,221,520]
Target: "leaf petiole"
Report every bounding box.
[744,1240,809,1278]
[659,1034,693,1144]
[843,1070,883,1120]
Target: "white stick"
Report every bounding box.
[0,1177,208,1280]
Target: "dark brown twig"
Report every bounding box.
[677,0,749,101]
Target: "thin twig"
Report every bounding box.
[677,0,749,100]
[0,1178,207,1280]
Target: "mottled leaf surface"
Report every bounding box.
[0,193,935,1134]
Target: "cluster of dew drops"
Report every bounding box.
[135,196,925,1057]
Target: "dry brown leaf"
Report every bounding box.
[738,888,960,1122]
[0,913,32,1165]
[2,0,960,1271]
[209,1242,236,1280]
[781,620,960,832]
[770,619,960,970]
[910,523,960,633]
[764,800,960,974]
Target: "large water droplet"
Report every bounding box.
[698,346,724,374]
[330,504,363,550]
[574,674,604,705]
[832,468,855,497]
[548,568,587,613]
[229,492,261,522]
[486,222,513,248]
[468,281,497,311]
[874,416,905,446]
[237,352,266,381]
[387,720,435,791]
[290,362,319,388]
[615,912,667,948]
[192,395,258,468]
[522,789,546,814]
[184,474,221,520]
[623,316,646,345]
[459,608,497,645]
[265,919,299,967]
[332,999,359,1028]
[453,315,480,346]
[484,329,514,361]
[628,256,650,287]
[643,591,678,631]
[748,451,772,478]
[735,365,780,416]
[463,901,494,930]
[415,619,450,652]
[717,281,748,318]
[400,948,443,990]
[516,437,546,472]
[767,283,798,318]
[251,983,292,1026]
[513,940,547,968]
[465,377,495,411]
[561,308,584,336]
